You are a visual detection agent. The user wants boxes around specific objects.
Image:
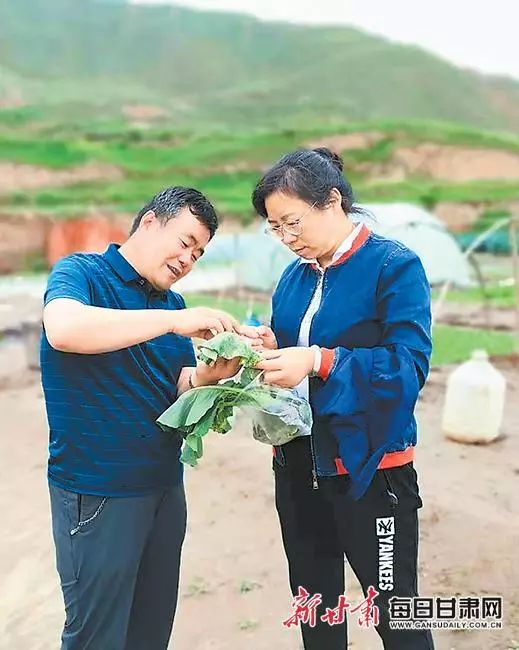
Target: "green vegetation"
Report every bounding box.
[184,294,265,322]
[2,1,519,132]
[19,251,51,274]
[238,619,260,631]
[432,284,516,309]
[2,171,516,221]
[474,208,512,232]
[184,577,212,598]
[239,580,262,594]
[0,136,90,168]
[1,120,518,221]
[1,3,518,227]
[431,325,516,365]
[357,178,518,207]
[157,333,310,465]
[3,121,519,170]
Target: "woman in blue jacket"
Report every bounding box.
[252,148,434,650]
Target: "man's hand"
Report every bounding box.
[237,324,278,350]
[255,347,314,388]
[192,356,242,387]
[170,307,239,339]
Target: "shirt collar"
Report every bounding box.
[104,246,169,300]
[103,245,169,300]
[103,243,143,283]
[299,221,364,269]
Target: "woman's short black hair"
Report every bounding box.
[252,147,362,219]
[130,186,218,237]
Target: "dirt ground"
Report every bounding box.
[0,162,123,195]
[0,361,518,650]
[306,134,519,183]
[435,303,518,332]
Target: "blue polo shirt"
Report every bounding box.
[41,244,196,497]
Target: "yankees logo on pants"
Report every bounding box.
[274,436,434,650]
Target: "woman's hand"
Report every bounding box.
[237,325,278,350]
[255,347,314,388]
[192,356,241,387]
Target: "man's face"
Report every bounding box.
[139,208,211,290]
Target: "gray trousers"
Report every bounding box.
[49,483,187,650]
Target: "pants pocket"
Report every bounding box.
[382,463,423,511]
[49,485,80,584]
[70,494,108,536]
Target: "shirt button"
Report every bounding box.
[138,278,145,286]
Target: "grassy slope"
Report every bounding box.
[1,117,518,221]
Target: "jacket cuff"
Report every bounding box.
[317,347,335,380]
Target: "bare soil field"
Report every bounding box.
[0,360,518,650]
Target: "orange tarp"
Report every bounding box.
[46,218,127,266]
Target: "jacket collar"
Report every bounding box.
[329,224,370,268]
[300,223,370,271]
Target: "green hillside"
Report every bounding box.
[1,0,519,131]
[0,115,518,221]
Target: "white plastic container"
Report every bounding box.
[442,349,506,444]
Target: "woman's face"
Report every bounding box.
[264,191,339,260]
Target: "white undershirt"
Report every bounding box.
[294,223,363,406]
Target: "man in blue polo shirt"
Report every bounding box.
[41,186,241,650]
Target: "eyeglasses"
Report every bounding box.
[264,202,317,239]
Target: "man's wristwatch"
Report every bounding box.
[188,369,198,389]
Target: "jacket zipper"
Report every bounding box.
[310,435,319,490]
[308,268,325,491]
[304,230,364,489]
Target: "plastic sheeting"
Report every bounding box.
[200,203,473,290]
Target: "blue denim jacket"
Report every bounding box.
[271,228,432,499]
